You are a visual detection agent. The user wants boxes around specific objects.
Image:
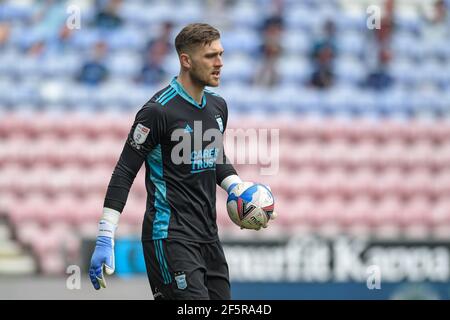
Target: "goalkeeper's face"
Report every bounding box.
[189,39,224,87]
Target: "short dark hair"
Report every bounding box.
[175,23,221,55]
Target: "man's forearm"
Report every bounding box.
[103,143,144,212]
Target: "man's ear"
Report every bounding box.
[180,53,191,69]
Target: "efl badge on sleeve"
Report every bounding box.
[133,123,150,145]
[215,116,224,133]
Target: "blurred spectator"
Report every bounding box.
[138,40,169,86]
[310,46,334,89]
[95,0,123,29]
[365,48,394,91]
[422,0,449,40]
[47,24,74,54]
[0,22,11,48]
[364,0,396,85]
[311,19,336,62]
[27,40,47,58]
[253,39,282,87]
[144,21,173,57]
[76,41,109,86]
[137,22,173,86]
[309,20,336,89]
[253,14,283,87]
[30,0,67,39]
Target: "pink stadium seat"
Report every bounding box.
[345,119,377,141]
[402,168,434,198]
[290,140,321,168]
[290,168,320,197]
[40,194,80,226]
[121,195,145,225]
[9,194,49,225]
[338,195,373,227]
[92,114,133,139]
[30,135,58,166]
[74,195,104,225]
[397,196,430,227]
[377,140,407,169]
[430,199,450,226]
[1,134,29,166]
[373,168,404,198]
[15,222,43,246]
[290,196,317,226]
[282,120,319,140]
[255,170,287,198]
[89,166,112,194]
[436,142,450,169]
[269,194,290,226]
[28,113,55,137]
[311,195,344,226]
[406,141,436,169]
[0,164,22,194]
[131,169,147,197]
[316,167,347,197]
[31,228,62,255]
[40,252,65,275]
[369,195,402,227]
[0,191,20,217]
[216,189,235,228]
[216,208,234,229]
[424,121,447,142]
[432,169,450,197]
[347,168,377,197]
[319,120,347,141]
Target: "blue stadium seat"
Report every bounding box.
[335,55,366,85]
[107,51,141,79]
[169,1,202,25]
[392,32,426,60]
[0,3,34,21]
[70,29,101,50]
[104,26,147,52]
[219,54,255,84]
[39,53,81,77]
[281,30,310,55]
[335,30,365,56]
[221,28,261,55]
[277,55,311,84]
[0,48,19,77]
[376,86,413,119]
[64,83,95,108]
[390,57,421,87]
[321,85,357,117]
[411,87,446,119]
[228,2,262,28]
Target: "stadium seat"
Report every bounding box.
[369,195,403,228]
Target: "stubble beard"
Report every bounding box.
[190,66,218,88]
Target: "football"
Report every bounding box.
[226,182,275,230]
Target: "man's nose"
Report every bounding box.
[215,56,223,67]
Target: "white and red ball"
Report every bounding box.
[226,182,275,230]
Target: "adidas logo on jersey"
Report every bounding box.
[184,124,193,133]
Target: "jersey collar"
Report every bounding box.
[170,77,206,109]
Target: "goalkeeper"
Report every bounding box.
[89,23,275,300]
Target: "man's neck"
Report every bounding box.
[177,72,204,105]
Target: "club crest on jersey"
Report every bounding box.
[215,115,224,133]
[133,123,150,145]
[174,272,187,290]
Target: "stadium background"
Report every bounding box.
[1,0,450,300]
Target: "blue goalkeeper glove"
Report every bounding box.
[89,209,119,290]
